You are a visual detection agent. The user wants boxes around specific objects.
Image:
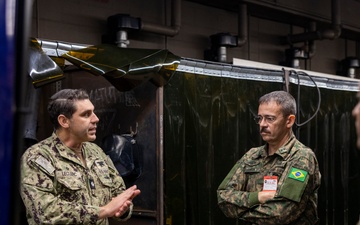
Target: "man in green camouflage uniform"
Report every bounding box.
[217,91,321,225]
[20,89,141,225]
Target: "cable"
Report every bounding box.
[288,70,322,127]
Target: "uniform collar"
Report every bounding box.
[51,132,86,166]
[256,134,296,159]
[275,134,296,159]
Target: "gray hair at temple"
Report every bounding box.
[259,90,297,116]
[47,89,90,129]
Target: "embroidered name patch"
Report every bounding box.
[288,167,307,182]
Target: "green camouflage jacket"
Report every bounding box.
[217,134,321,225]
[20,132,132,225]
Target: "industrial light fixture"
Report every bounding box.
[102,14,141,48]
[204,32,238,63]
[284,47,309,69]
[338,57,360,78]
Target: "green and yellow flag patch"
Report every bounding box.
[288,167,308,182]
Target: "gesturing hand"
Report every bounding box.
[99,185,141,219]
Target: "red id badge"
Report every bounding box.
[263,175,278,191]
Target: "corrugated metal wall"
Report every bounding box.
[164,60,360,225]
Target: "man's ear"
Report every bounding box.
[287,114,296,128]
[58,115,70,128]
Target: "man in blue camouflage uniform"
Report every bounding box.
[20,89,141,225]
[217,90,321,225]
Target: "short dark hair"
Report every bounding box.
[47,89,89,129]
[259,90,296,115]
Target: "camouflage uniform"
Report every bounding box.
[217,134,321,225]
[20,133,132,225]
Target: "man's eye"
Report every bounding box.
[266,116,276,122]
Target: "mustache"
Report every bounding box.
[260,128,270,133]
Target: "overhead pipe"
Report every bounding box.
[205,3,247,62]
[141,0,181,37]
[307,21,316,58]
[286,0,341,44]
[237,3,248,47]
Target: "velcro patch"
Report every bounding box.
[279,167,309,202]
[35,155,55,174]
[288,167,307,182]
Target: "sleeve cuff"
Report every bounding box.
[118,202,133,221]
[248,192,260,207]
[85,206,100,223]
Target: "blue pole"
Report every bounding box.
[0,0,33,224]
[0,0,16,224]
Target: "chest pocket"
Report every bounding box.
[55,170,85,202]
[92,160,113,187]
[244,161,262,191]
[271,161,287,180]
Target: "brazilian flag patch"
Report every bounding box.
[288,167,308,182]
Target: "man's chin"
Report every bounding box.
[88,134,97,141]
[260,133,270,140]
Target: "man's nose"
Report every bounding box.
[92,113,99,123]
